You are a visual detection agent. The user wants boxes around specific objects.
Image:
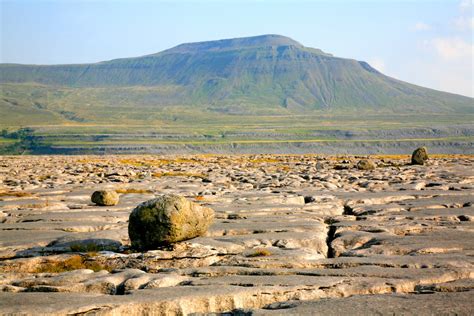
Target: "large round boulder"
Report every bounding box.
[128,195,214,250]
[356,159,376,170]
[91,190,119,206]
[411,147,429,165]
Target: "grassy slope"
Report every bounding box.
[0,35,472,153]
[1,35,472,116]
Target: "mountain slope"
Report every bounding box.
[0,34,472,115]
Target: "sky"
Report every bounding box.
[1,0,473,97]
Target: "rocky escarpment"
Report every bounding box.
[0,154,473,314]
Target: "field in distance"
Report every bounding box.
[1,110,473,155]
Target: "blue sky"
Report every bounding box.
[1,0,473,96]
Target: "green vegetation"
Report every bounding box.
[0,35,472,154]
[69,243,119,253]
[1,35,472,121]
[0,190,33,197]
[0,128,41,154]
[0,113,472,154]
[247,248,272,257]
[152,171,207,179]
[35,255,113,273]
[115,188,153,194]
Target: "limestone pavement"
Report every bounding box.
[0,154,473,315]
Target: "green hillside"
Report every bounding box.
[1,34,472,119]
[0,34,473,155]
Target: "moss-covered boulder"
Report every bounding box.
[128,195,214,250]
[356,159,376,170]
[411,147,429,165]
[91,190,119,206]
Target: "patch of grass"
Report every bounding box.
[21,203,47,209]
[0,191,33,197]
[246,248,272,257]
[248,158,281,164]
[276,165,291,172]
[152,171,206,179]
[21,199,50,209]
[115,188,153,194]
[0,138,17,144]
[371,154,410,160]
[76,158,105,164]
[69,243,119,253]
[117,158,149,167]
[35,255,113,273]
[117,158,196,167]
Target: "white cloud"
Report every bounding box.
[369,58,385,72]
[392,56,473,97]
[432,37,473,60]
[414,22,431,31]
[454,15,474,30]
[455,0,473,30]
[459,0,473,10]
[405,1,473,97]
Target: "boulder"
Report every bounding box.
[411,147,429,165]
[91,190,119,206]
[128,195,214,250]
[356,159,376,170]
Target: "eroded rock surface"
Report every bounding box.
[0,154,473,315]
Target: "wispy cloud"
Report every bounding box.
[459,0,473,10]
[455,0,474,30]
[414,22,431,31]
[412,0,473,96]
[431,37,473,60]
[454,15,474,30]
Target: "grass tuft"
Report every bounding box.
[152,171,206,179]
[246,248,272,257]
[248,158,281,164]
[115,188,153,194]
[35,255,113,273]
[0,191,33,197]
[69,243,119,253]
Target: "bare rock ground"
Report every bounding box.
[0,154,473,315]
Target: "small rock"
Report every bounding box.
[67,204,86,209]
[91,190,119,206]
[227,214,246,220]
[128,195,215,250]
[264,301,298,310]
[324,182,338,190]
[334,164,351,170]
[411,182,426,190]
[411,147,429,165]
[304,196,316,204]
[356,159,376,170]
